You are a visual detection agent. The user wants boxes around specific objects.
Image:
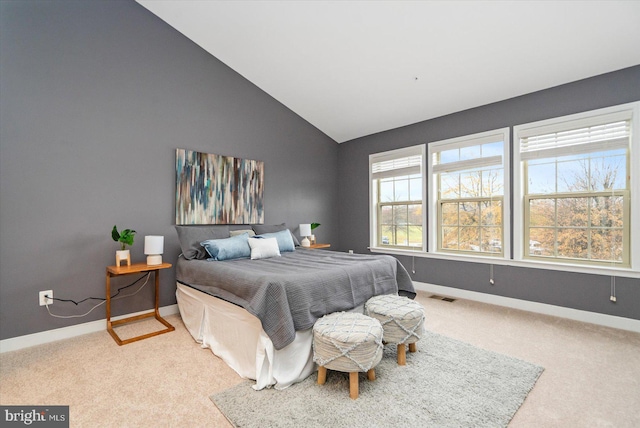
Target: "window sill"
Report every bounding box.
[368,246,640,279]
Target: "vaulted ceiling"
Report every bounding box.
[137,1,640,143]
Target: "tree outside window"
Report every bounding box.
[526,149,627,264]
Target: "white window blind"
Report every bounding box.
[369,146,424,180]
[520,115,631,161]
[371,154,422,179]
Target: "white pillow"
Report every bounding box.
[248,237,281,260]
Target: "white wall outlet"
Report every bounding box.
[39,290,53,306]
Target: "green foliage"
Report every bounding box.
[112,225,136,251]
[311,223,321,230]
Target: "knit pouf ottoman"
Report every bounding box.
[365,294,425,365]
[312,311,384,399]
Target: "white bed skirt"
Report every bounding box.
[176,282,316,390]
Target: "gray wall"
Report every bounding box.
[0,0,339,340]
[337,66,640,321]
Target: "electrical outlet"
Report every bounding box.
[39,290,53,306]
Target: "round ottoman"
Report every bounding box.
[365,294,425,365]
[312,311,383,399]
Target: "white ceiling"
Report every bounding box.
[136,1,640,143]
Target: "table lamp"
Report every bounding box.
[299,224,312,247]
[144,235,164,265]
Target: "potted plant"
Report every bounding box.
[310,223,320,245]
[112,225,136,267]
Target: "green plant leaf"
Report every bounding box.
[311,223,321,230]
[121,230,136,246]
[111,225,120,242]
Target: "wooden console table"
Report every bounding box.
[106,262,175,345]
[304,243,331,249]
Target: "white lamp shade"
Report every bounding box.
[144,236,164,255]
[299,224,312,237]
[145,235,164,266]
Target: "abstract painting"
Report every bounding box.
[176,148,264,224]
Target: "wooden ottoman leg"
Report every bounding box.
[409,342,417,353]
[367,368,376,381]
[317,366,327,385]
[397,343,406,365]
[349,372,359,399]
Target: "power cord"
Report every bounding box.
[44,272,151,319]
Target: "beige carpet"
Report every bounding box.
[211,333,543,427]
[1,291,639,427]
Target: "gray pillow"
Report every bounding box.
[252,223,300,246]
[175,225,230,260]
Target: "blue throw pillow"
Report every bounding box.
[254,229,295,252]
[200,233,251,261]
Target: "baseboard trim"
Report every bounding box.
[414,281,640,333]
[0,304,180,353]
[4,286,637,352]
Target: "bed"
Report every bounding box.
[174,224,415,390]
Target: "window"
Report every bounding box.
[428,129,510,256]
[368,103,637,276]
[514,102,639,268]
[370,146,424,250]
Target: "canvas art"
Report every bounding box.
[176,148,264,224]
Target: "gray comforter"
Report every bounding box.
[176,249,415,350]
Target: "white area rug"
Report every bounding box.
[210,331,544,428]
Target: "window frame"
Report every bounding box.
[369,145,426,251]
[427,128,511,258]
[513,102,640,271]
